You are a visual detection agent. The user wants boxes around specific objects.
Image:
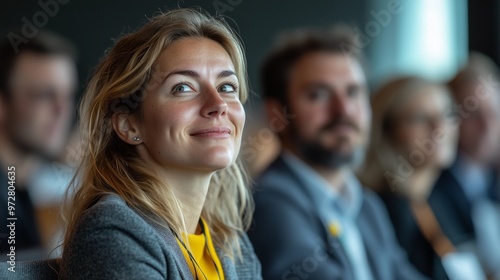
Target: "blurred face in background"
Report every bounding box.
[136,37,245,172]
[4,52,77,158]
[284,52,371,168]
[454,81,500,165]
[389,86,458,170]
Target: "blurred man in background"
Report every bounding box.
[0,30,78,260]
[248,27,426,280]
[430,52,500,278]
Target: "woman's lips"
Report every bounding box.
[190,126,231,138]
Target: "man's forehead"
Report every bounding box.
[9,52,76,88]
[13,51,74,68]
[291,52,365,80]
[296,52,359,66]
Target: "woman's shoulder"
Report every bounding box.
[233,232,263,279]
[85,193,132,213]
[78,193,145,229]
[67,193,163,249]
[60,193,170,279]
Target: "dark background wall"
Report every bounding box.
[2,0,497,115]
[467,0,500,66]
[0,0,371,111]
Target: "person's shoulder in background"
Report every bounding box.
[359,187,430,280]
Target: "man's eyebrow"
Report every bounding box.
[347,83,365,89]
[347,83,368,92]
[300,82,368,95]
[301,82,333,90]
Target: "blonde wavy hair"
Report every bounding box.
[62,8,252,259]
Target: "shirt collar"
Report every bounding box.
[281,150,363,218]
[450,153,491,202]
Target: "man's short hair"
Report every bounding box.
[448,51,500,100]
[0,30,78,97]
[260,25,363,103]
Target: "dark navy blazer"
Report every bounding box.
[248,154,427,280]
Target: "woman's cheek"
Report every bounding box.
[230,102,246,130]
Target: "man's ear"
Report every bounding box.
[111,112,142,145]
[265,98,289,133]
[264,98,281,118]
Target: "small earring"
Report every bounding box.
[132,136,140,141]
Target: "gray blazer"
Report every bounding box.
[59,194,262,279]
[248,155,427,280]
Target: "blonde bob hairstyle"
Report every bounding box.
[63,8,252,259]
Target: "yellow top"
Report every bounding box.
[176,218,225,280]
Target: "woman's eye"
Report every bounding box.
[172,84,193,93]
[219,83,237,93]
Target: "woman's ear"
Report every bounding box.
[112,113,143,145]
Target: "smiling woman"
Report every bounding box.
[58,8,261,280]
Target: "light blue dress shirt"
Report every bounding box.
[281,150,373,280]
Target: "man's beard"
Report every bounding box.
[290,116,365,169]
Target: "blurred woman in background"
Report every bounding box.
[59,8,261,279]
[359,76,462,279]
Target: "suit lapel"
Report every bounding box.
[324,230,355,278]
[439,169,474,232]
[275,155,355,279]
[142,218,194,280]
[356,205,385,280]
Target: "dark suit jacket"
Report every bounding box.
[429,167,499,246]
[248,155,427,280]
[0,170,42,259]
[379,192,448,279]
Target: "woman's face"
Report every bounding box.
[137,37,245,172]
[389,86,458,169]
